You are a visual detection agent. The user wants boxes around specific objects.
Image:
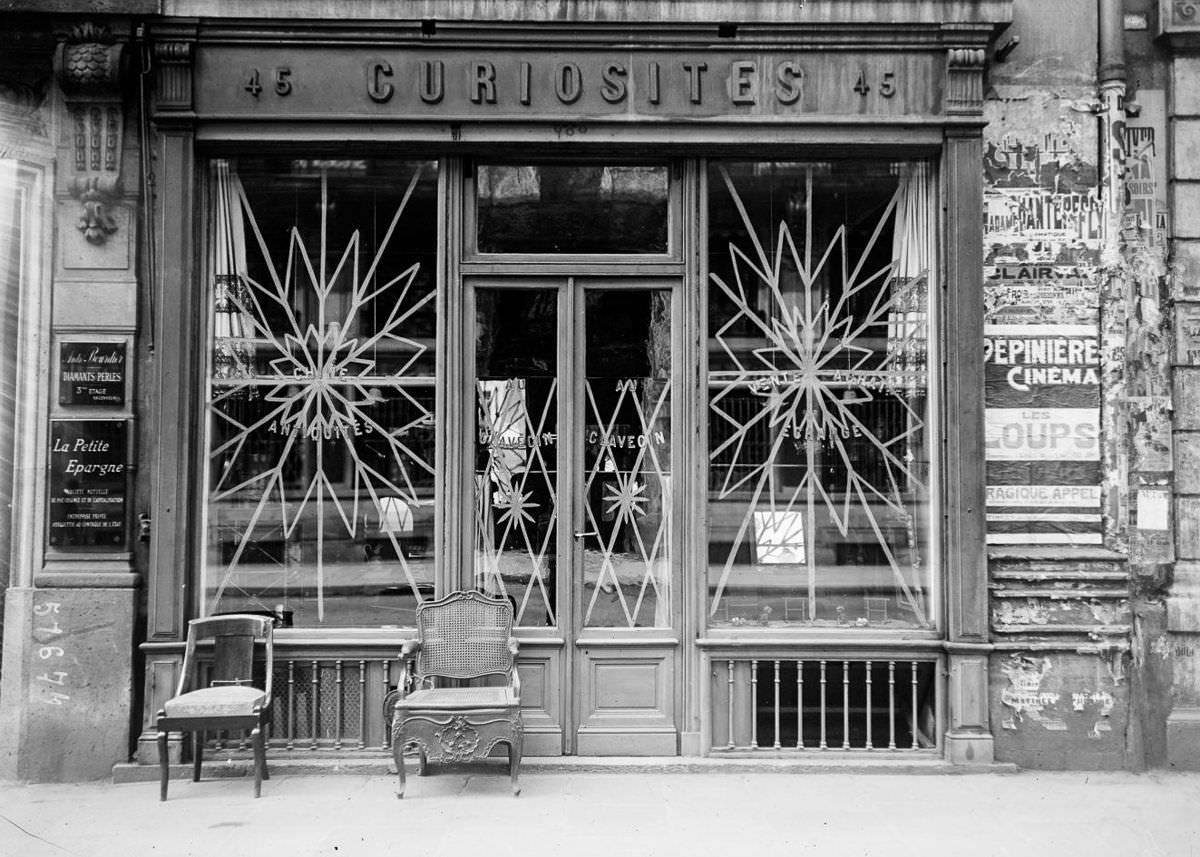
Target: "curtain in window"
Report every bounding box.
[887,162,933,393]
[210,159,254,379]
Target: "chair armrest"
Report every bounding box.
[382,638,421,729]
[396,638,421,698]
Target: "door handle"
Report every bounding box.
[573,530,599,538]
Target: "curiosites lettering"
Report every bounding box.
[365,58,806,107]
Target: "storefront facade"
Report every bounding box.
[146,1,1011,766]
[12,0,1195,781]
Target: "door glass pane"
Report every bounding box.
[581,290,672,628]
[476,164,669,254]
[474,289,559,627]
[202,158,439,628]
[706,161,935,630]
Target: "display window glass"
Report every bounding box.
[201,157,438,627]
[706,160,937,630]
[472,287,673,629]
[476,163,669,254]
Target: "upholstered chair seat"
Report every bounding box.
[155,615,275,800]
[163,685,268,719]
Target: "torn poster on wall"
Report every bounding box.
[1124,90,1168,258]
[983,89,1103,546]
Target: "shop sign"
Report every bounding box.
[47,419,128,550]
[58,341,127,406]
[196,46,937,119]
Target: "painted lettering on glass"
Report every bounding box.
[706,161,934,629]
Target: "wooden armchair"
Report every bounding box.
[156,614,274,800]
[389,590,523,797]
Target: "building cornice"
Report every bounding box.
[156,0,1012,28]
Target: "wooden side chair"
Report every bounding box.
[156,614,275,801]
[389,590,523,797]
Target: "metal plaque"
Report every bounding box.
[47,419,129,550]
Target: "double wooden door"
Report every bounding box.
[468,275,680,754]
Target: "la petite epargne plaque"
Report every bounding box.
[58,341,127,406]
[48,419,128,550]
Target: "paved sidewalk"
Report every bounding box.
[1,767,1197,857]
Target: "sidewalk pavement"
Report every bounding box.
[1,763,1198,857]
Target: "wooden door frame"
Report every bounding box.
[460,271,685,755]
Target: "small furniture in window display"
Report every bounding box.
[864,597,890,624]
[156,614,274,800]
[388,590,523,797]
[783,597,810,623]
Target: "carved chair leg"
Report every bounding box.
[157,726,169,802]
[416,748,428,776]
[509,734,522,797]
[392,724,406,799]
[192,731,203,782]
[251,726,264,798]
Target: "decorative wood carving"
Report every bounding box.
[54,23,126,245]
[153,41,194,113]
[393,712,523,765]
[944,47,986,117]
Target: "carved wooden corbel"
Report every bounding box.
[152,40,194,113]
[944,47,987,117]
[54,23,126,245]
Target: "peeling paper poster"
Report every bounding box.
[1124,90,1168,256]
[982,90,1103,547]
[1137,489,1170,531]
[985,409,1100,461]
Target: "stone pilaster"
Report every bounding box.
[1161,3,1200,770]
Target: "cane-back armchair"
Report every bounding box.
[389,590,523,797]
[156,614,274,800]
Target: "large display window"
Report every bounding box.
[201,157,439,627]
[705,160,938,630]
[197,154,941,634]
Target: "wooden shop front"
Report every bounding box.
[139,1,1010,764]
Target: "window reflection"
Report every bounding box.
[476,163,669,254]
[706,161,936,630]
[474,290,559,627]
[203,158,438,627]
[580,290,672,628]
